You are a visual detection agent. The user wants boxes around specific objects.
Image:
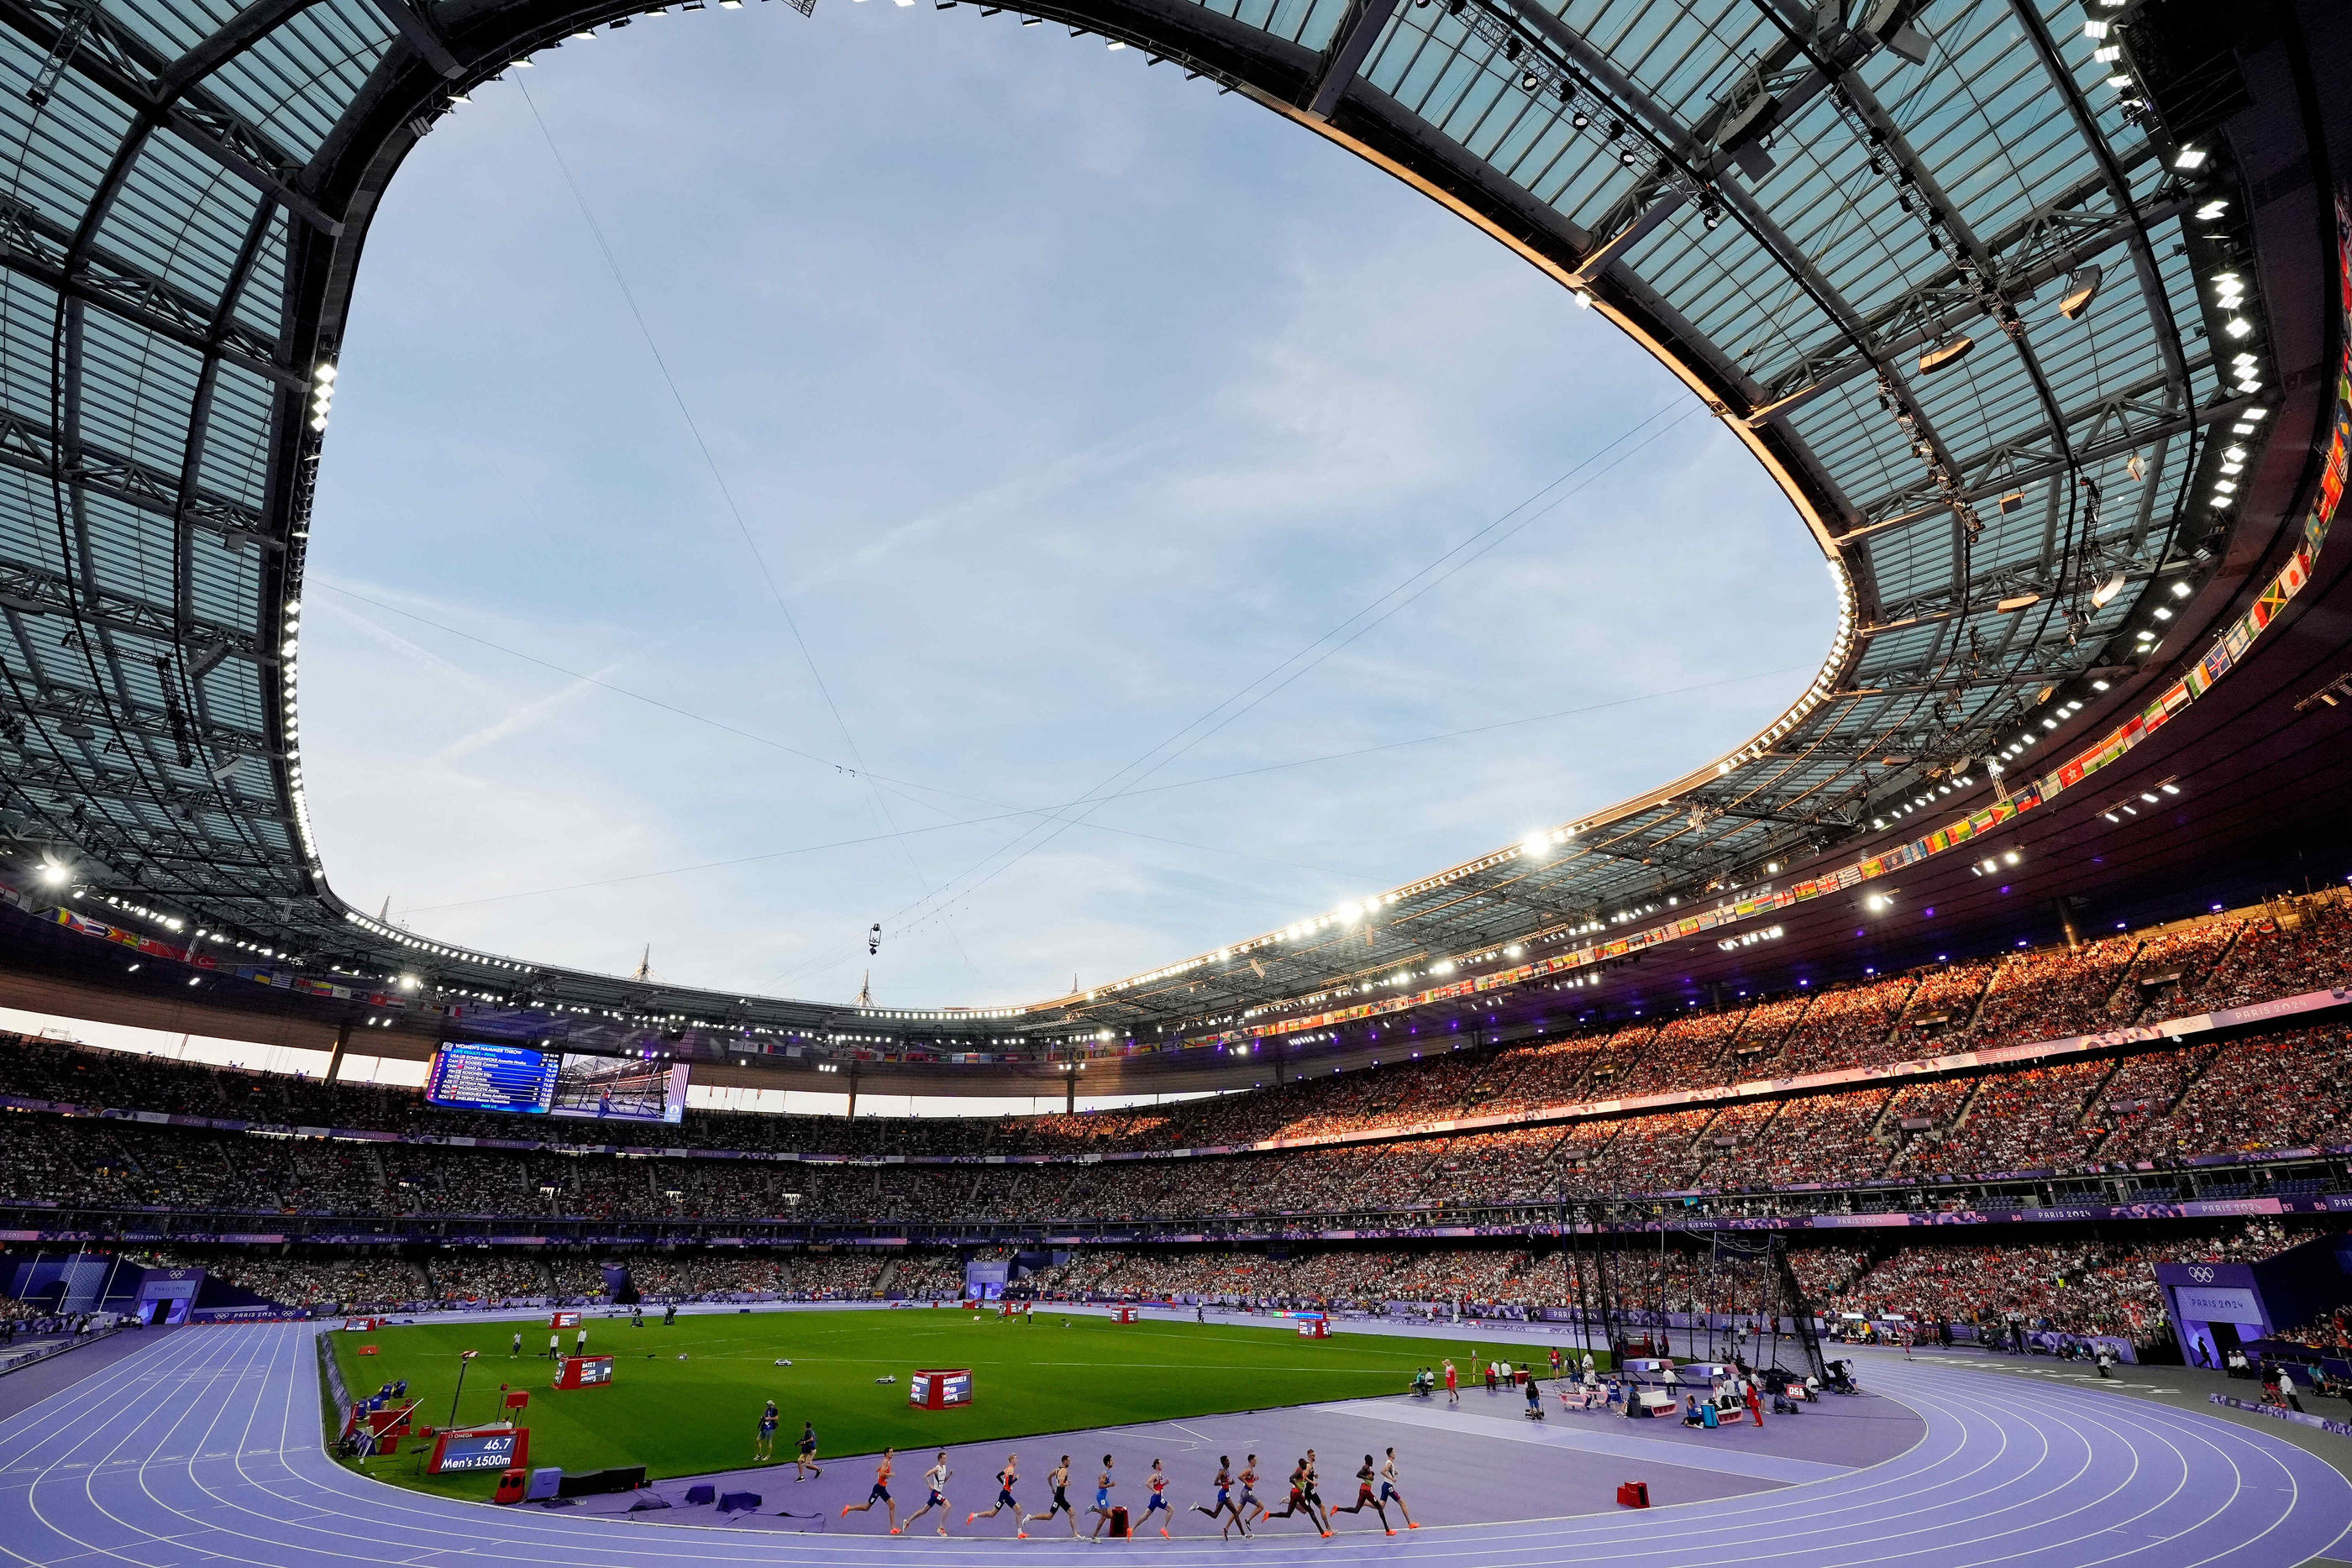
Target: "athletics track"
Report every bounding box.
[3,1322,2348,1566]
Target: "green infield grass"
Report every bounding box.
[330,1308,1581,1497]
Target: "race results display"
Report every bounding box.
[423,1043,556,1114]
[423,1043,688,1124]
[427,1426,528,1475]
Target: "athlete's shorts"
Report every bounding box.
[1052,1487,1071,1513]
[1238,1489,1257,1508]
[1215,1487,1230,1507]
[1356,1487,1375,1504]
[927,1491,944,1508]
[1146,1495,1168,1513]
[869,1484,891,1502]
[1095,1489,1110,1509]
[1378,1483,1398,1502]
[1303,1490,1324,1508]
[997,1489,1017,1509]
[800,1442,816,1456]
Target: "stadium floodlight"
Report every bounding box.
[2058,265,2103,320]
[1918,334,1974,375]
[35,860,68,886]
[2175,146,2207,170]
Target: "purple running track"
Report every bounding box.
[1,1322,2347,1567]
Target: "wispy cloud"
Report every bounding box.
[300,10,1829,1007]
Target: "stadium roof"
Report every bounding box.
[0,0,2337,1074]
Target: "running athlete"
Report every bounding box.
[795,1421,822,1481]
[1379,1449,1417,1529]
[1142,1458,1173,1539]
[1191,1455,1247,1538]
[1330,1455,1394,1535]
[1024,1455,1078,1538]
[840,1447,898,1532]
[1444,1359,1459,1407]
[1267,1458,1318,1532]
[1088,1455,1120,1540]
[753,1399,779,1461]
[1236,1455,1266,1532]
[968,1453,1021,1534]
[902,1451,953,1535]
[1301,1449,1332,1537]
[510,1331,522,1358]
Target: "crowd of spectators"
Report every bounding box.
[5,1020,2348,1222]
[11,1218,2315,1356]
[1899,960,2000,1043]
[1822,1241,2167,1341]
[2184,902,2352,1009]
[2097,1029,2352,1162]
[1735,1090,1896,1188]
[1894,1061,2108,1177]
[1775,982,1919,1077]
[3,894,2349,1233]
[2110,922,2243,1022]
[1613,1007,1749,1095]
[1970,935,2139,1045]
[7,897,2347,1169]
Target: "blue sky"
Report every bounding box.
[298,0,1831,1010]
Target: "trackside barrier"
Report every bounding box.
[316,1329,353,1436]
[2210,1394,2352,1438]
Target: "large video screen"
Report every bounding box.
[424,1042,687,1124]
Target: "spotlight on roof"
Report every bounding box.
[1918,334,1975,375]
[35,859,69,887]
[2058,264,2103,320]
[2089,571,2127,609]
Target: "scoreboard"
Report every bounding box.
[427,1425,529,1475]
[424,1042,557,1114]
[554,1355,613,1390]
[423,1041,689,1123]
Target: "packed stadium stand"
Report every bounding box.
[5,893,2351,1362]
